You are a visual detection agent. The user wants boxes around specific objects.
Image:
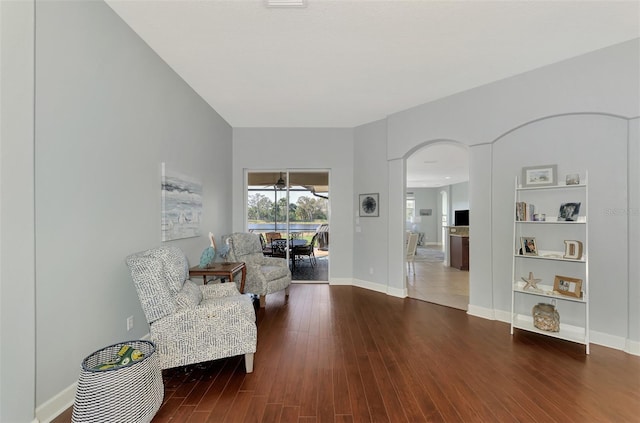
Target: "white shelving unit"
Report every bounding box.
[510,175,589,354]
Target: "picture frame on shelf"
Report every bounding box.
[559,202,581,221]
[521,164,557,188]
[553,275,583,298]
[520,236,538,256]
[359,193,379,217]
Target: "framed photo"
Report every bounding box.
[521,164,557,188]
[553,275,583,298]
[359,193,379,217]
[419,208,432,216]
[559,202,581,221]
[520,236,538,256]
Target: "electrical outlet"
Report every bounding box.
[369,267,374,275]
[127,316,134,331]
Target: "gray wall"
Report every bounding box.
[381,38,639,349]
[406,187,438,243]
[450,181,469,218]
[33,0,233,413]
[353,119,389,286]
[0,1,36,421]
[232,128,355,282]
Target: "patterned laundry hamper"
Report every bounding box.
[72,340,164,423]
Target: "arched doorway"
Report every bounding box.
[405,141,470,310]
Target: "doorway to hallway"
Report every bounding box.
[406,244,469,310]
[405,142,470,310]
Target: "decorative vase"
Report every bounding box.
[532,303,560,332]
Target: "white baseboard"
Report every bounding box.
[35,381,76,423]
[494,309,512,324]
[387,285,407,298]
[589,330,632,353]
[351,278,387,294]
[329,277,353,286]
[466,304,497,320]
[625,339,640,356]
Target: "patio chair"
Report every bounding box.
[265,232,282,243]
[259,233,273,256]
[271,238,289,259]
[293,233,318,267]
[226,232,291,307]
[126,246,257,372]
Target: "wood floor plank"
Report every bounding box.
[279,406,300,422]
[51,284,640,423]
[260,403,282,423]
[194,357,242,413]
[298,331,320,417]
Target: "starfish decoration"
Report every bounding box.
[521,272,541,290]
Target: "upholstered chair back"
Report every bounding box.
[126,246,190,324]
[227,233,264,263]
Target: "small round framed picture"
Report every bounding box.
[359,193,379,217]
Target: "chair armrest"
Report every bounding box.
[200,282,241,300]
[153,295,255,333]
[255,256,288,267]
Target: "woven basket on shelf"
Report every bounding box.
[72,340,163,423]
[532,303,560,332]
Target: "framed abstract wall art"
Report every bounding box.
[359,193,379,217]
[161,163,203,241]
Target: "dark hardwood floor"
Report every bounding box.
[55,284,640,422]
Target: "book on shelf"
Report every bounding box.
[516,202,535,221]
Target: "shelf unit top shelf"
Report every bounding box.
[516,183,586,191]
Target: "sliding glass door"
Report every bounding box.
[246,170,329,281]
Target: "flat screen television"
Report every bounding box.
[454,209,469,226]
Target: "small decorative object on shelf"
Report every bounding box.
[532,303,560,332]
[566,173,580,185]
[563,240,583,260]
[198,232,217,268]
[558,202,581,221]
[521,272,541,290]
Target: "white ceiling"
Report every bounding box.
[406,143,469,188]
[105,0,639,186]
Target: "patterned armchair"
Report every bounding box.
[225,232,291,308]
[126,246,257,372]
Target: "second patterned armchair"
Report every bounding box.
[225,232,291,307]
